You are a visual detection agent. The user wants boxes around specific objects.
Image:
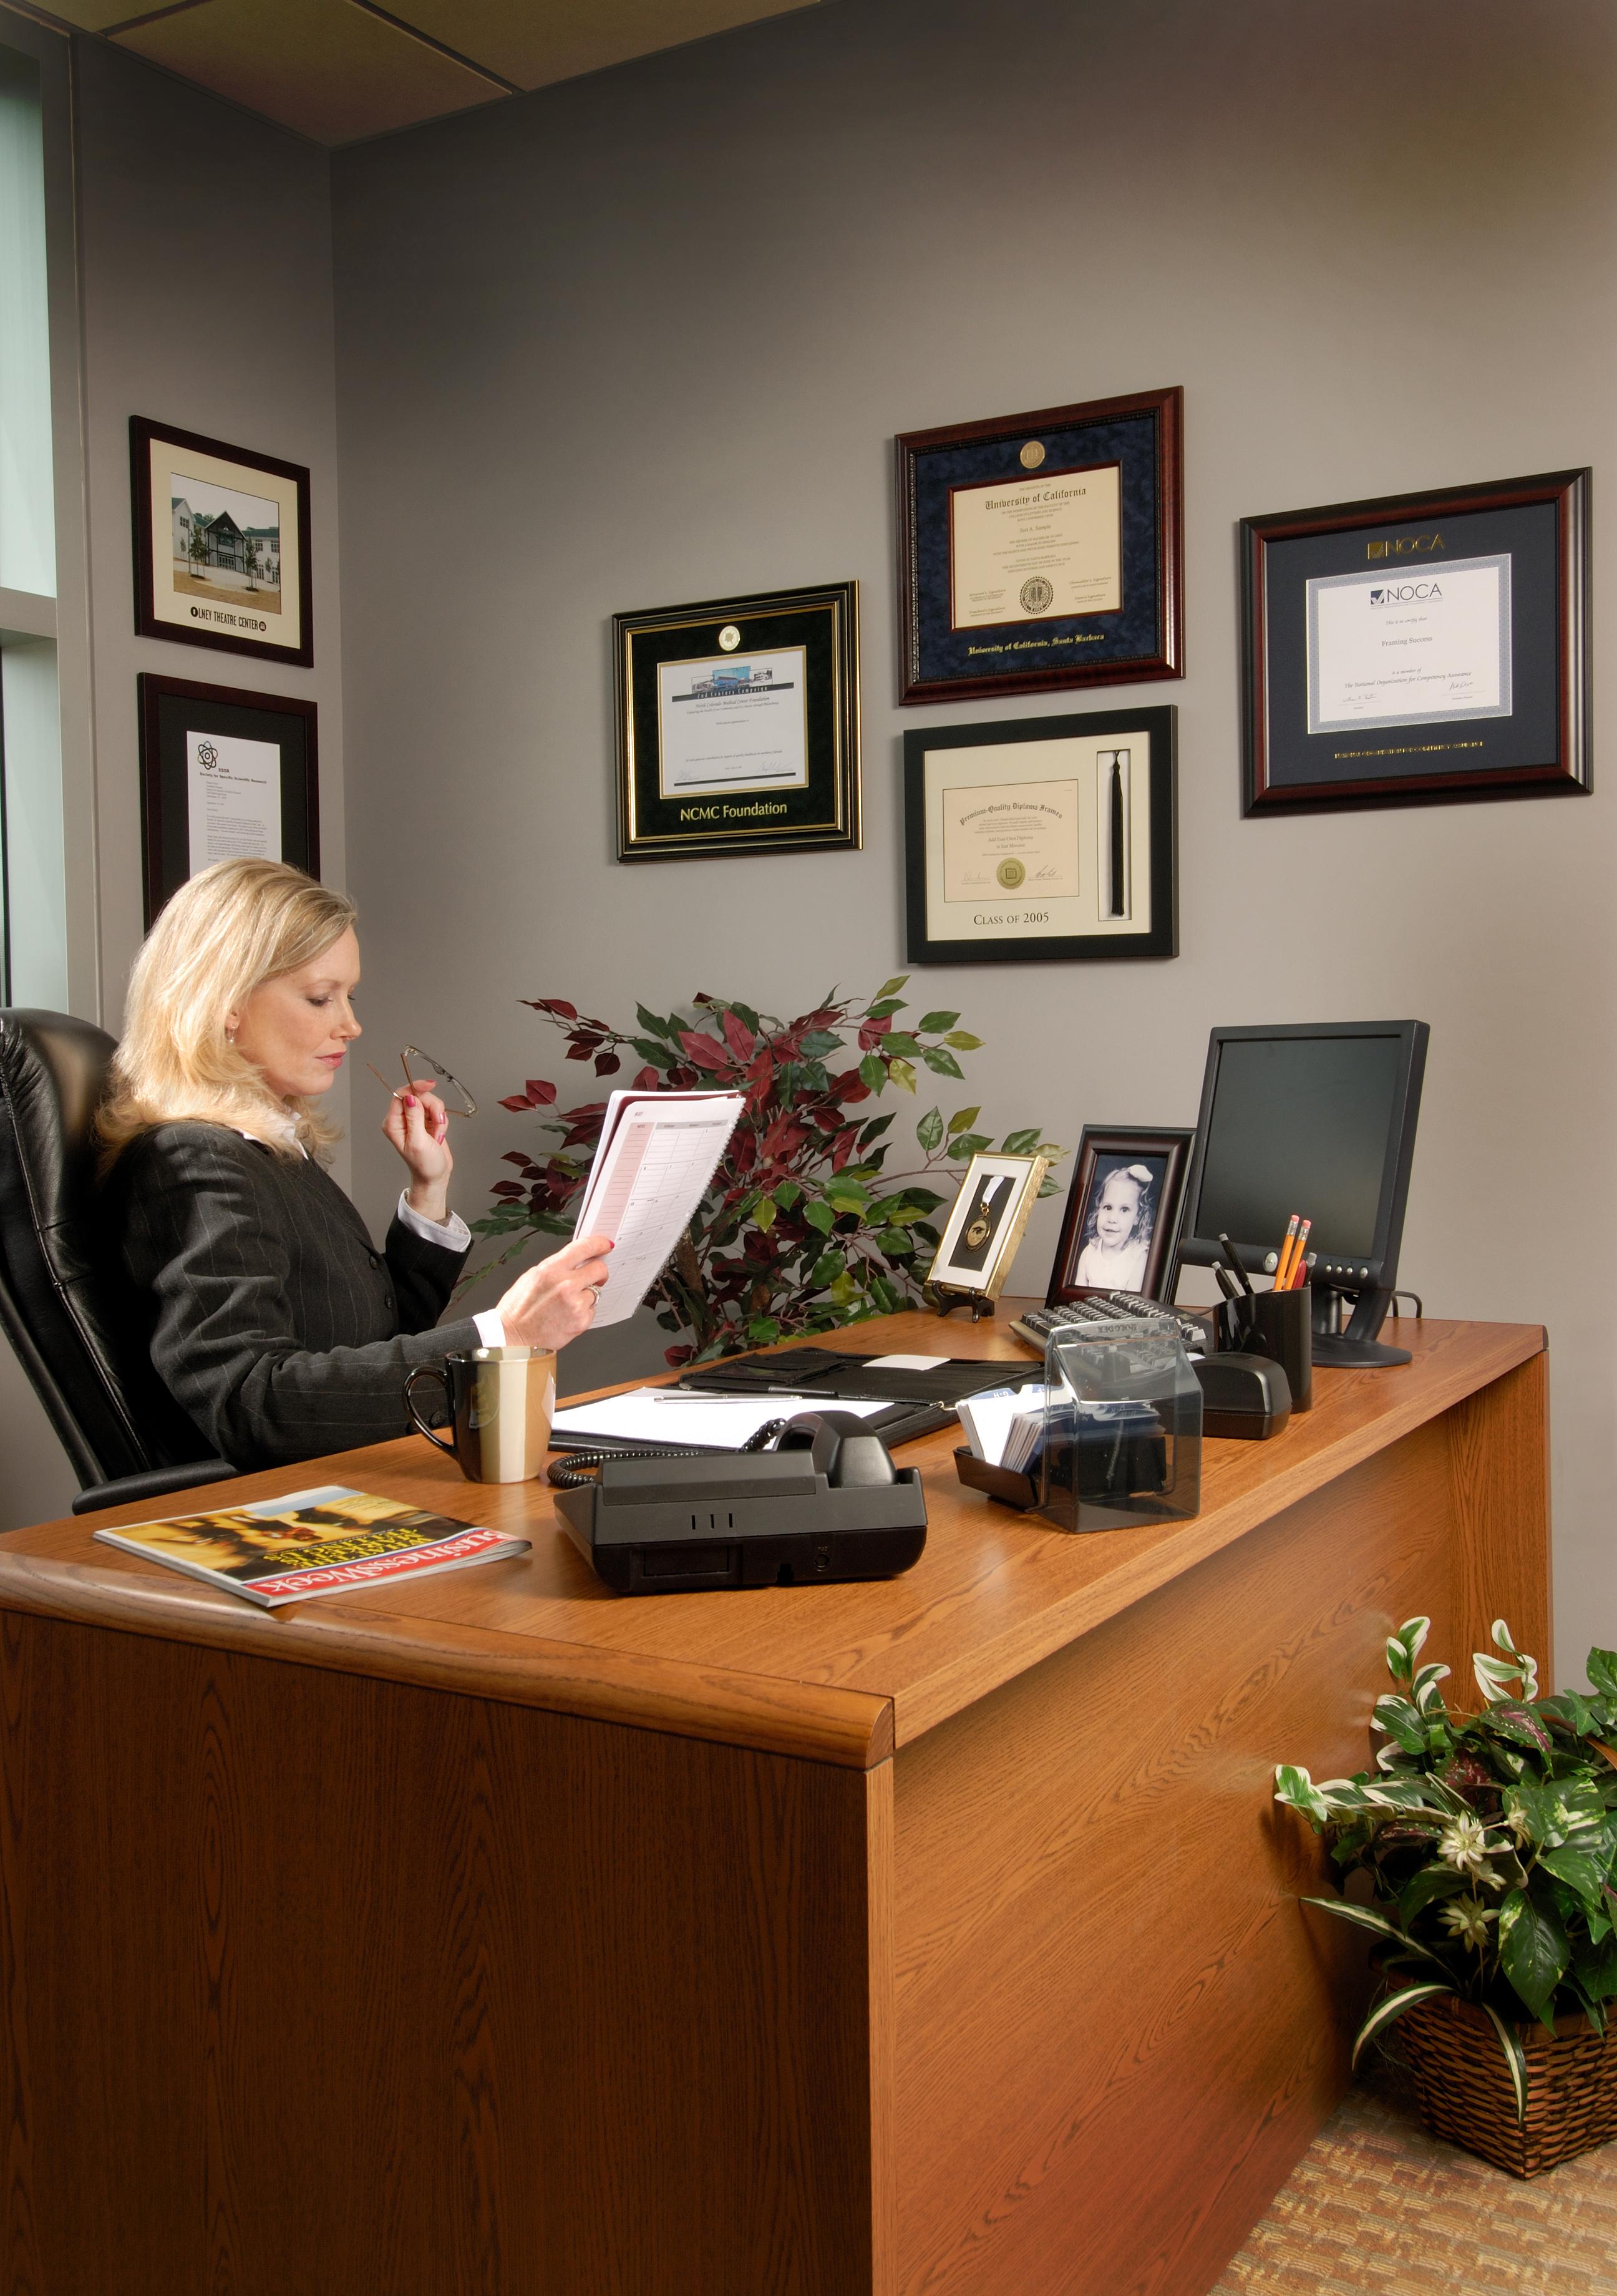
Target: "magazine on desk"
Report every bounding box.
[92,1484,530,1608]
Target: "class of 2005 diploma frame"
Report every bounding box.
[896,387,1183,705]
[614,580,860,860]
[904,706,1177,965]
[1241,468,1590,813]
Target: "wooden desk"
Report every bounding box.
[0,1311,1549,2295]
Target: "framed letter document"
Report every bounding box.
[896,388,1183,704]
[138,674,319,927]
[614,581,860,860]
[904,706,1177,965]
[1241,469,1590,812]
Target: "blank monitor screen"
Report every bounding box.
[1192,1034,1403,1262]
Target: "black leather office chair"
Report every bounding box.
[0,1009,235,1515]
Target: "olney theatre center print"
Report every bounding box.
[131,416,314,668]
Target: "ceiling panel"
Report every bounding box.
[381,0,821,94]
[112,0,508,145]
[38,0,160,28]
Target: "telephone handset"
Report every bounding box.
[553,1411,928,1597]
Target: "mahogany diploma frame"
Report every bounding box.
[896,387,1183,704]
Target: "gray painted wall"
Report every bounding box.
[0,35,344,1530]
[331,0,1617,1651]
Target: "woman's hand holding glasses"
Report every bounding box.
[375,1055,457,1225]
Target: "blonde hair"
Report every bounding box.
[99,859,357,1162]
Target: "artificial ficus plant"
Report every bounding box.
[1275,1620,1617,2120]
[473,978,1066,1363]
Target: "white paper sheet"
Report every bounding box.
[550,1389,891,1451]
[573,1089,744,1329]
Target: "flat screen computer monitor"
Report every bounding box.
[1177,1021,1429,1366]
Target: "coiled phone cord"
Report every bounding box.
[547,1417,790,1489]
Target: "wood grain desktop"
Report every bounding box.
[0,1310,1550,2295]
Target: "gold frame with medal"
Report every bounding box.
[926,1150,1050,1309]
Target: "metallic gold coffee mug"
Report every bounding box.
[404,1346,556,1483]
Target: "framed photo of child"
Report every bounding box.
[926,1151,1049,1305]
[1047,1126,1195,1303]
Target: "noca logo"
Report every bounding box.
[1369,581,1443,605]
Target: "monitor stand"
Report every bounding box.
[1311,1286,1411,1369]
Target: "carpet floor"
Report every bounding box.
[1208,2065,1617,2294]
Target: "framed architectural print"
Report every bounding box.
[1046,1126,1195,1303]
[896,387,1183,704]
[614,580,860,860]
[903,705,1177,965]
[137,674,319,927]
[130,416,313,667]
[1241,467,1590,812]
[926,1150,1049,1308]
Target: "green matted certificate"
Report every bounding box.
[614,581,860,861]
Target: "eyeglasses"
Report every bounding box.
[366,1044,477,1119]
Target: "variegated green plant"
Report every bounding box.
[1275,1619,1617,2121]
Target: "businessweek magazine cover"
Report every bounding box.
[93,1486,528,1607]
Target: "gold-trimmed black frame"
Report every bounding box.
[613,580,860,862]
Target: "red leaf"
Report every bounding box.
[523,998,577,1020]
[500,1093,533,1111]
[524,1078,556,1104]
[632,1065,660,1089]
[663,1344,695,1368]
[564,1041,595,1061]
[594,1051,621,1076]
[490,1180,524,1198]
[721,1008,756,1061]
[678,1030,733,1073]
[857,1015,891,1052]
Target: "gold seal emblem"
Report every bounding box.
[1019,575,1054,615]
[1019,440,1046,469]
[997,857,1026,890]
[718,625,741,651]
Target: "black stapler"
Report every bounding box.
[1193,1352,1291,1440]
[555,1411,928,1595]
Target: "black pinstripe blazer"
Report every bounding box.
[107,1123,482,1471]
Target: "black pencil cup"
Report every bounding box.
[1215,1285,1313,1411]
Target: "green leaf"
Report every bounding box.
[1477,2001,1530,2122]
[1537,1842,1607,1907]
[1499,1887,1570,2028]
[1398,1617,1432,1666]
[943,1030,983,1050]
[1273,1766,1329,1827]
[746,1316,782,1345]
[916,1106,944,1153]
[888,1058,917,1094]
[1399,1865,1469,1925]
[1350,1983,1452,2071]
[1587,1648,1617,1701]
[921,1046,965,1079]
[881,1032,921,1058]
[946,1133,992,1160]
[753,1197,777,1232]
[1296,1897,1449,1968]
[773,1181,802,1210]
[826,1184,868,1215]
[859,1114,895,1146]
[915,1010,959,1033]
[809,1250,842,1287]
[1372,1695,1430,1755]
[804,1199,835,1235]
[873,975,908,1001]
[858,1053,886,1092]
[946,1106,982,1137]
[865,996,907,1019]
[1000,1127,1042,1155]
[797,1028,843,1056]
[634,1004,675,1039]
[1037,1177,1061,1197]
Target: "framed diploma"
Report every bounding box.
[903,706,1177,965]
[614,580,860,860]
[130,417,313,668]
[896,387,1183,704]
[1241,469,1590,812]
[137,674,319,926]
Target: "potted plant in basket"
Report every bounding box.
[1275,1617,1617,2177]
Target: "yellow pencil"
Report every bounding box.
[1274,1214,1300,1290]
[1288,1219,1313,1288]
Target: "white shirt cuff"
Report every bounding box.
[472,1308,506,1348]
[396,1190,472,1253]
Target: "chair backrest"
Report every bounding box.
[0,1009,206,1486]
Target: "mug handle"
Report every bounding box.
[404,1364,457,1454]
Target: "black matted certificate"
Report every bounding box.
[614,581,859,860]
[1241,470,1589,813]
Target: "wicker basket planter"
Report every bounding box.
[1399,1990,1617,2177]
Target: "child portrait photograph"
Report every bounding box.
[1047,1125,1195,1303]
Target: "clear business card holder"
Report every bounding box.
[1039,1314,1203,1532]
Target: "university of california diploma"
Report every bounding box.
[1306,552,1513,735]
[949,462,1122,630]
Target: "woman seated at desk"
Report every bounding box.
[99,857,611,1470]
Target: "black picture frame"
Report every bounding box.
[1241,468,1590,814]
[896,387,1183,705]
[903,704,1178,965]
[130,416,314,668]
[138,674,319,928]
[613,580,860,860]
[1046,1126,1195,1305]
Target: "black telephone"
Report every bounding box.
[553,1411,928,1597]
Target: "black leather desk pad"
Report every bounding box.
[678,1348,1024,1407]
